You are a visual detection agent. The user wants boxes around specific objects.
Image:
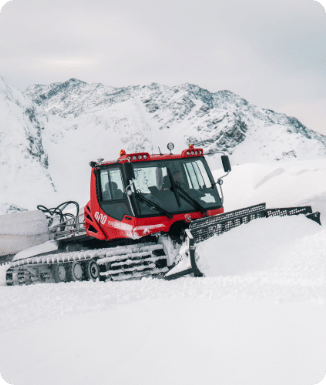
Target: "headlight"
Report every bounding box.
[138,155,142,160]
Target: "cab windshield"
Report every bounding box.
[130,158,222,216]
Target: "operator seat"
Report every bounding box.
[103,181,124,200]
[109,181,124,200]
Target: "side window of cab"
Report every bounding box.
[99,167,131,221]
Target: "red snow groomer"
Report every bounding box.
[3,143,321,285]
[85,144,224,243]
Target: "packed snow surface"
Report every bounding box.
[1,159,326,385]
[1,78,326,385]
[0,200,325,384]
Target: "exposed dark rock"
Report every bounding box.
[24,79,326,159]
[24,107,49,169]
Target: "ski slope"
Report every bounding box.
[0,160,326,385]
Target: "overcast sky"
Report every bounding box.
[0,0,325,135]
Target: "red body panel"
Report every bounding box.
[84,147,224,241]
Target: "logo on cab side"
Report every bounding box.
[94,211,107,225]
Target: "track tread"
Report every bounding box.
[5,243,168,286]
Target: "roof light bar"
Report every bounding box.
[181,147,204,157]
[125,152,151,161]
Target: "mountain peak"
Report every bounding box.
[68,78,86,84]
[21,77,326,161]
[1,75,326,214]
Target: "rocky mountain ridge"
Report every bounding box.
[25,78,326,158]
[0,76,57,214]
[0,75,326,214]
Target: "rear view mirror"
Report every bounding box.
[221,155,231,173]
[123,162,135,182]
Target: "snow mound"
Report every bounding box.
[295,191,326,224]
[194,215,325,304]
[197,215,324,280]
[217,159,326,212]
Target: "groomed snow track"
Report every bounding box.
[4,243,168,286]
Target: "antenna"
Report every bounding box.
[158,146,163,155]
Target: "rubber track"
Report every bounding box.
[5,243,168,286]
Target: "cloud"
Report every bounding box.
[31,57,101,70]
[0,0,325,135]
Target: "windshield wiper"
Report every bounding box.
[135,192,172,219]
[166,167,207,215]
[175,184,207,215]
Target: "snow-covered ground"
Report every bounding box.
[0,285,325,385]
[0,158,325,385]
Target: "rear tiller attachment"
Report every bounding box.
[165,203,321,280]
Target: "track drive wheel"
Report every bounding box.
[85,260,100,281]
[53,264,68,283]
[69,261,84,281]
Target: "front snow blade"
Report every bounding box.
[189,203,321,244]
[164,230,203,281]
[164,203,321,280]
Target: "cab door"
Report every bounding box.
[98,166,132,222]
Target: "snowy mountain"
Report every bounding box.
[0,77,57,214]
[25,78,326,163]
[1,75,326,214]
